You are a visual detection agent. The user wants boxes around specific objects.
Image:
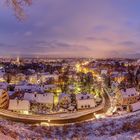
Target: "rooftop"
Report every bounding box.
[120,88,139,98]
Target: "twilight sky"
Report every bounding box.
[0,0,140,58]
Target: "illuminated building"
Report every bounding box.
[28,74,38,84]
[8,99,30,114]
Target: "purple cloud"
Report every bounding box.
[0,0,140,57]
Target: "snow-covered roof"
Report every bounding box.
[24,93,54,104]
[101,70,108,75]
[76,93,94,100]
[8,99,30,111]
[29,74,37,78]
[120,88,139,98]
[59,93,70,100]
[0,82,8,89]
[41,73,58,77]
[76,93,96,108]
[15,85,31,90]
[131,101,140,111]
[16,73,26,76]
[43,84,56,88]
[68,85,75,90]
[111,72,126,78]
[77,98,96,108]
[15,84,40,90]
[112,71,119,75]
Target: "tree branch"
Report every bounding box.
[6,0,32,20]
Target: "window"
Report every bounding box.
[123,106,127,110]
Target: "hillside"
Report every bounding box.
[0,111,140,139]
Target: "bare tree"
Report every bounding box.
[6,0,32,20]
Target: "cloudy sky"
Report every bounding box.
[0,0,140,58]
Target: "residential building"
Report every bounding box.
[8,99,30,114]
[116,88,140,106]
[129,101,140,112]
[28,74,38,84]
[0,89,9,109]
[59,93,71,108]
[0,82,8,90]
[40,73,59,83]
[43,84,57,92]
[24,92,54,109]
[76,93,96,109]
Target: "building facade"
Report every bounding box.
[0,89,9,109]
[76,93,96,109]
[116,88,140,106]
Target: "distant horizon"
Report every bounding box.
[0,55,139,59]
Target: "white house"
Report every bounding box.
[8,99,30,114]
[76,93,96,109]
[15,84,40,92]
[40,73,59,82]
[130,101,140,112]
[101,69,108,75]
[43,84,57,91]
[24,92,54,108]
[116,88,140,106]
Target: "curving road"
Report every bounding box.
[0,97,106,124]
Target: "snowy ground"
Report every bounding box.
[1,111,140,139]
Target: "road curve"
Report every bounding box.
[0,98,105,124]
